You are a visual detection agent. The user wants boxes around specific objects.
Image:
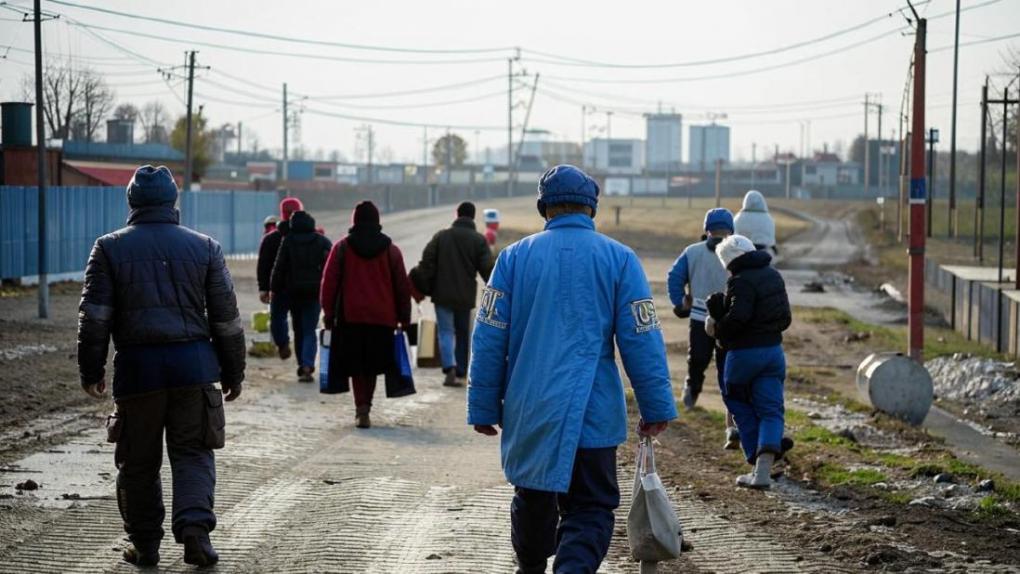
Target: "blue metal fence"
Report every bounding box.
[0,186,279,279]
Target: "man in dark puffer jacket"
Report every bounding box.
[270,210,332,382]
[77,165,245,568]
[706,234,791,491]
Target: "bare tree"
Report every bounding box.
[22,64,114,142]
[113,103,139,121]
[77,69,114,142]
[139,100,169,144]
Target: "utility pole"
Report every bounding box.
[282,82,289,191]
[976,79,988,262]
[184,50,196,191]
[750,142,757,188]
[513,74,540,176]
[898,127,908,242]
[33,0,48,319]
[422,126,428,184]
[714,159,722,207]
[237,121,242,156]
[606,111,613,141]
[507,56,514,197]
[367,125,374,184]
[906,8,926,362]
[877,104,884,197]
[581,105,587,167]
[864,93,871,198]
[445,128,452,184]
[948,0,961,237]
[1015,78,1019,290]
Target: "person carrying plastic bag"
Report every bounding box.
[468,165,677,573]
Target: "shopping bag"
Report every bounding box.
[627,436,683,567]
[415,306,441,368]
[386,329,416,398]
[318,329,349,394]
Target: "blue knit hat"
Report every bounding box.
[704,208,735,234]
[537,164,600,217]
[127,165,178,208]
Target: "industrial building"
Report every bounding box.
[689,123,730,169]
[583,138,645,175]
[645,113,683,172]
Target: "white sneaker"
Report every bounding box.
[681,385,696,410]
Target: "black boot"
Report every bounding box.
[122,543,160,567]
[182,526,219,567]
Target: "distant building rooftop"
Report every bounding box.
[63,140,185,163]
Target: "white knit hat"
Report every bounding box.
[717,234,756,269]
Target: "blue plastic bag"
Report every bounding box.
[385,329,416,398]
[319,329,349,394]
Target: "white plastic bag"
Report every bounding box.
[627,436,683,569]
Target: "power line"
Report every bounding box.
[62,19,509,65]
[302,106,506,132]
[520,2,932,69]
[45,0,516,55]
[540,26,907,85]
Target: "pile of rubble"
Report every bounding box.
[925,354,1020,406]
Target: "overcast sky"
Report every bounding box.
[1,0,1018,164]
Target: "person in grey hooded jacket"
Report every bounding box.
[734,190,777,253]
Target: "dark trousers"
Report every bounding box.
[270,292,290,348]
[687,319,727,398]
[115,385,219,547]
[511,448,620,574]
[352,375,377,410]
[291,298,321,369]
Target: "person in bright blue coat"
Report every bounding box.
[468,165,677,573]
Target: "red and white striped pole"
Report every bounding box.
[908,15,927,362]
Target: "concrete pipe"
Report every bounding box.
[856,352,934,426]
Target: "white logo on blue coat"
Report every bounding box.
[478,287,508,329]
[630,299,660,333]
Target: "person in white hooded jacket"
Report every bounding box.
[734,190,776,253]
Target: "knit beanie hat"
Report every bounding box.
[717,234,756,269]
[457,201,476,219]
[279,197,304,221]
[704,208,735,234]
[127,165,178,208]
[352,200,380,226]
[537,164,600,216]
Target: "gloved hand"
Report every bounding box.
[706,292,727,320]
[637,418,669,437]
[259,291,271,304]
[672,305,690,319]
[223,385,242,402]
[704,316,717,338]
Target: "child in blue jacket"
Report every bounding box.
[468,165,677,573]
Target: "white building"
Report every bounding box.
[645,114,682,172]
[689,124,730,168]
[583,138,644,175]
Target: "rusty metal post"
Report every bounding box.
[907,16,927,362]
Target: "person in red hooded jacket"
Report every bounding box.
[320,201,411,429]
[257,197,303,360]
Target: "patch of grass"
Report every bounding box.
[880,490,915,505]
[784,409,812,427]
[996,482,1020,503]
[871,452,917,470]
[795,425,856,448]
[794,305,1007,361]
[817,463,888,487]
[976,496,1011,519]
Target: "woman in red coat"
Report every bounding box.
[320,201,412,429]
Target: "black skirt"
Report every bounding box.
[329,323,395,379]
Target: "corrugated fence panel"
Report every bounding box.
[0,186,279,280]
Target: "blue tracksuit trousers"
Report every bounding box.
[722,345,786,463]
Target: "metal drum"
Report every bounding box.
[856,352,933,426]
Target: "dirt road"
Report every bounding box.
[1,199,1017,573]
